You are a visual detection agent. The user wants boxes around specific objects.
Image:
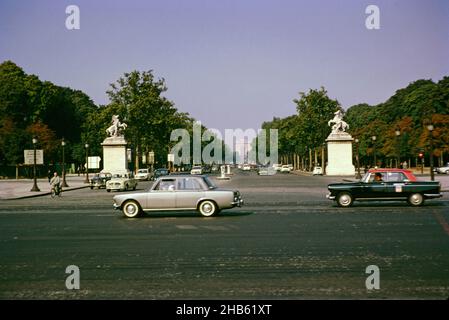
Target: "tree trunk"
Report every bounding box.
[135,145,139,173]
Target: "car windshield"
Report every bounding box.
[137,169,148,173]
[361,172,370,182]
[192,166,201,169]
[203,176,217,189]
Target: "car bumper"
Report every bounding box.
[424,193,443,199]
[113,203,121,210]
[91,183,103,188]
[231,198,244,207]
[326,193,336,200]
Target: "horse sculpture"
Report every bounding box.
[328,110,349,133]
[106,115,127,137]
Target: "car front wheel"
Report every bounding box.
[198,200,217,217]
[122,200,141,218]
[408,193,424,206]
[337,192,354,207]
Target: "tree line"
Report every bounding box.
[0,60,223,176]
[255,78,449,170]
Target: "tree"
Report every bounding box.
[106,70,194,169]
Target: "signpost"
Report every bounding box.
[148,151,155,164]
[167,154,174,172]
[24,150,43,165]
[88,156,101,170]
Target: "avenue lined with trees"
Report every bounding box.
[258,78,449,171]
[1,59,448,177]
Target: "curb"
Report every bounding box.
[3,185,90,201]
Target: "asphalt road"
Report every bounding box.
[1,172,449,299]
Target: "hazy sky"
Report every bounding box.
[1,0,448,133]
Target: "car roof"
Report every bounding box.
[368,168,412,173]
[160,174,205,179]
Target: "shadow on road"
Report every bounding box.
[118,210,255,219]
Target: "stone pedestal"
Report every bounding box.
[326,132,355,176]
[101,136,128,174]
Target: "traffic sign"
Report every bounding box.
[24,149,44,165]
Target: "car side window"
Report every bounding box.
[178,178,201,191]
[154,179,176,191]
[386,172,407,182]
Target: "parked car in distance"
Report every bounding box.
[287,164,294,171]
[113,175,244,218]
[191,165,203,175]
[273,164,282,172]
[135,168,151,181]
[106,171,138,192]
[90,172,112,189]
[258,166,276,176]
[326,169,442,207]
[242,164,251,171]
[151,168,169,180]
[280,165,291,173]
[313,166,323,175]
[436,163,449,174]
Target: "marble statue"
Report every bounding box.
[106,115,127,137]
[328,110,349,133]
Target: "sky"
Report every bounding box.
[1,0,448,135]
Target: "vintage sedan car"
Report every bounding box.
[327,169,442,207]
[280,165,291,173]
[135,168,150,181]
[150,168,169,180]
[106,172,138,192]
[258,166,276,176]
[89,172,112,189]
[312,166,323,176]
[436,163,449,174]
[190,165,203,175]
[113,175,244,218]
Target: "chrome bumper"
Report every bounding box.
[326,193,336,200]
[113,203,121,210]
[232,198,244,207]
[424,193,443,199]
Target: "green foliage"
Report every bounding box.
[256,87,341,161]
[0,61,97,165]
[346,78,449,165]
[259,78,449,167]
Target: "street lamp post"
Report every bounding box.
[395,128,401,168]
[61,138,69,187]
[30,136,40,192]
[372,135,377,168]
[322,142,326,175]
[355,138,362,179]
[427,124,435,181]
[84,143,89,184]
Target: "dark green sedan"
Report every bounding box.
[327,169,442,207]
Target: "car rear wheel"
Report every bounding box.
[408,193,424,206]
[198,200,217,217]
[337,192,353,207]
[122,200,141,218]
